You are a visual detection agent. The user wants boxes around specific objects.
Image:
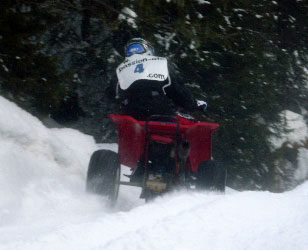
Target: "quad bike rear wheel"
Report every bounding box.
[86,149,120,205]
[196,160,226,192]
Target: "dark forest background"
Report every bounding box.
[1,0,308,192]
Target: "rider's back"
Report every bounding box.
[106,38,200,121]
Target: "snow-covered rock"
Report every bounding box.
[270,110,308,149]
[269,110,308,189]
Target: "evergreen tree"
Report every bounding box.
[0,0,75,117]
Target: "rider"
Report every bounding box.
[106,37,207,120]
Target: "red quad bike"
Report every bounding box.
[86,114,227,204]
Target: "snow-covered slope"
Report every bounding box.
[0,96,308,250]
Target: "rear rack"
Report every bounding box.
[145,115,180,142]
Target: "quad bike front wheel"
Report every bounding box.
[196,160,226,192]
[86,149,121,205]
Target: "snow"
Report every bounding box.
[118,7,138,29]
[189,40,196,50]
[224,16,231,26]
[295,148,308,182]
[154,33,176,52]
[269,110,308,184]
[0,96,308,250]
[2,64,9,72]
[233,8,247,13]
[270,110,308,149]
[196,0,211,4]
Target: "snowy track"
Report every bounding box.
[1,96,308,250]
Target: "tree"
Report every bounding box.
[0,0,76,117]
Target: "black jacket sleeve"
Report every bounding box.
[164,62,198,112]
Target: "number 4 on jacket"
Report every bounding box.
[134,63,144,73]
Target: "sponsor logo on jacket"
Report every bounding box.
[147,73,166,80]
[118,57,166,72]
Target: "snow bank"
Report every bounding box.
[0,96,100,225]
[2,185,308,250]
